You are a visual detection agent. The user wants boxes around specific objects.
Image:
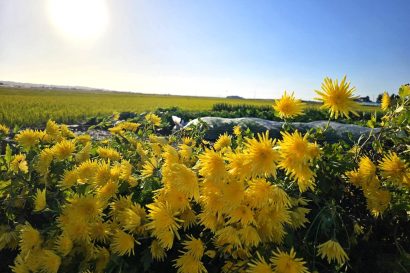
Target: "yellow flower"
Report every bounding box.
[162,163,199,200]
[0,123,10,135]
[278,131,319,191]
[315,76,359,119]
[145,113,162,126]
[75,134,91,144]
[76,142,91,163]
[182,235,205,260]
[146,202,181,249]
[150,239,167,261]
[119,208,142,232]
[174,252,207,273]
[141,158,158,179]
[69,195,102,220]
[317,240,349,265]
[95,247,110,273]
[244,131,280,178]
[10,154,29,174]
[76,160,98,183]
[227,205,255,226]
[39,249,61,273]
[214,133,232,151]
[36,148,54,175]
[33,189,46,212]
[379,152,408,186]
[198,149,227,182]
[273,91,305,119]
[60,169,79,188]
[94,162,113,186]
[19,224,42,255]
[364,187,391,217]
[45,120,61,140]
[238,226,261,247]
[289,207,310,229]
[215,226,241,248]
[233,125,242,136]
[55,233,73,256]
[52,139,75,160]
[111,229,135,256]
[97,147,121,161]
[15,129,43,149]
[381,92,390,111]
[247,252,274,273]
[270,248,309,273]
[226,151,253,180]
[90,221,111,243]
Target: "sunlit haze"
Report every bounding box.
[0,0,409,100]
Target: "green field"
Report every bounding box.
[0,87,378,127]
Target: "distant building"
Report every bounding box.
[226,95,244,99]
[354,96,372,103]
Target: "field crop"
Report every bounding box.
[0,87,378,127]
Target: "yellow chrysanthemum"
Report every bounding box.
[15,129,43,149]
[247,252,274,273]
[76,142,91,163]
[145,113,162,126]
[60,169,79,188]
[162,163,199,200]
[95,247,110,273]
[278,131,319,191]
[315,76,359,119]
[33,189,46,212]
[244,131,280,178]
[239,226,261,247]
[36,148,54,175]
[19,224,42,255]
[146,202,181,249]
[214,133,232,151]
[198,149,227,181]
[174,252,207,273]
[150,239,167,261]
[273,91,305,119]
[111,230,135,256]
[141,158,158,179]
[52,139,75,160]
[364,187,391,217]
[227,205,255,226]
[97,147,121,161]
[226,151,252,180]
[182,235,205,260]
[76,160,98,183]
[39,249,61,273]
[379,152,409,186]
[45,120,61,140]
[75,134,91,144]
[10,154,29,174]
[90,221,112,243]
[381,92,390,111]
[55,233,73,256]
[0,123,10,135]
[317,240,349,265]
[270,248,309,273]
[233,125,242,136]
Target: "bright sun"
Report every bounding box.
[47,0,109,40]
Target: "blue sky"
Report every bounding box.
[0,0,409,100]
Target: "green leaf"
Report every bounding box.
[5,144,12,164]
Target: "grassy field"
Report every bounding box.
[0,87,378,127]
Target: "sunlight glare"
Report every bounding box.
[47,0,109,41]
